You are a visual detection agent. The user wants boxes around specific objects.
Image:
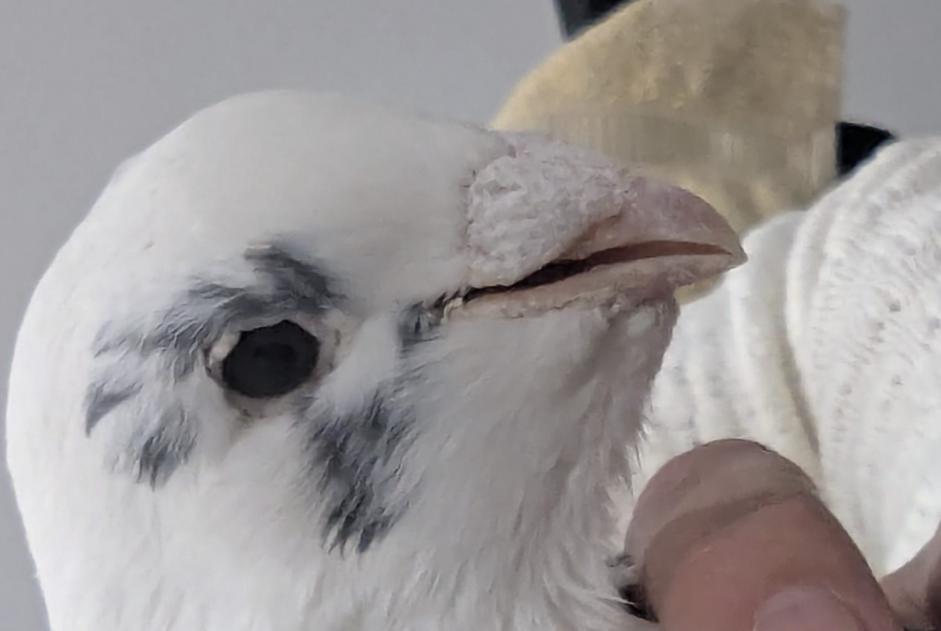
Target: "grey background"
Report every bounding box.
[1,1,939,628]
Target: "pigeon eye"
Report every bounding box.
[221,321,320,399]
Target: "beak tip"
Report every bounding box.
[728,241,748,267]
[712,238,747,279]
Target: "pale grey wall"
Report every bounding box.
[1,1,939,629]
[841,0,941,136]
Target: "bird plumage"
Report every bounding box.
[6,91,739,631]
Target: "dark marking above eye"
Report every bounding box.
[222,321,320,398]
[84,243,340,487]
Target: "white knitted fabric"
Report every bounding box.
[633,138,941,577]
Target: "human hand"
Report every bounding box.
[622,439,904,631]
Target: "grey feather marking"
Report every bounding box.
[305,308,437,553]
[132,404,196,488]
[305,388,412,554]
[86,242,340,486]
[148,243,340,378]
[85,380,141,434]
[94,244,339,375]
[245,244,336,315]
[397,303,440,348]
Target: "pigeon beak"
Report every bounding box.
[449,176,745,320]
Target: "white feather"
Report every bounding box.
[7,90,703,631]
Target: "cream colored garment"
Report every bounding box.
[632,138,941,577]
[493,0,844,245]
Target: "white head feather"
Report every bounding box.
[6,91,742,631]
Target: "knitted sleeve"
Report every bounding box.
[633,138,941,576]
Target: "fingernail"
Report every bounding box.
[754,587,864,631]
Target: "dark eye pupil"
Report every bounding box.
[221,321,320,398]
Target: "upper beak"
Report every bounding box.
[560,174,746,284]
[453,137,745,319]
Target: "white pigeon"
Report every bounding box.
[5,91,743,631]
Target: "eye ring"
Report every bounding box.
[218,320,320,399]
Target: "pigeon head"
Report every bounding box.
[6,91,743,631]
